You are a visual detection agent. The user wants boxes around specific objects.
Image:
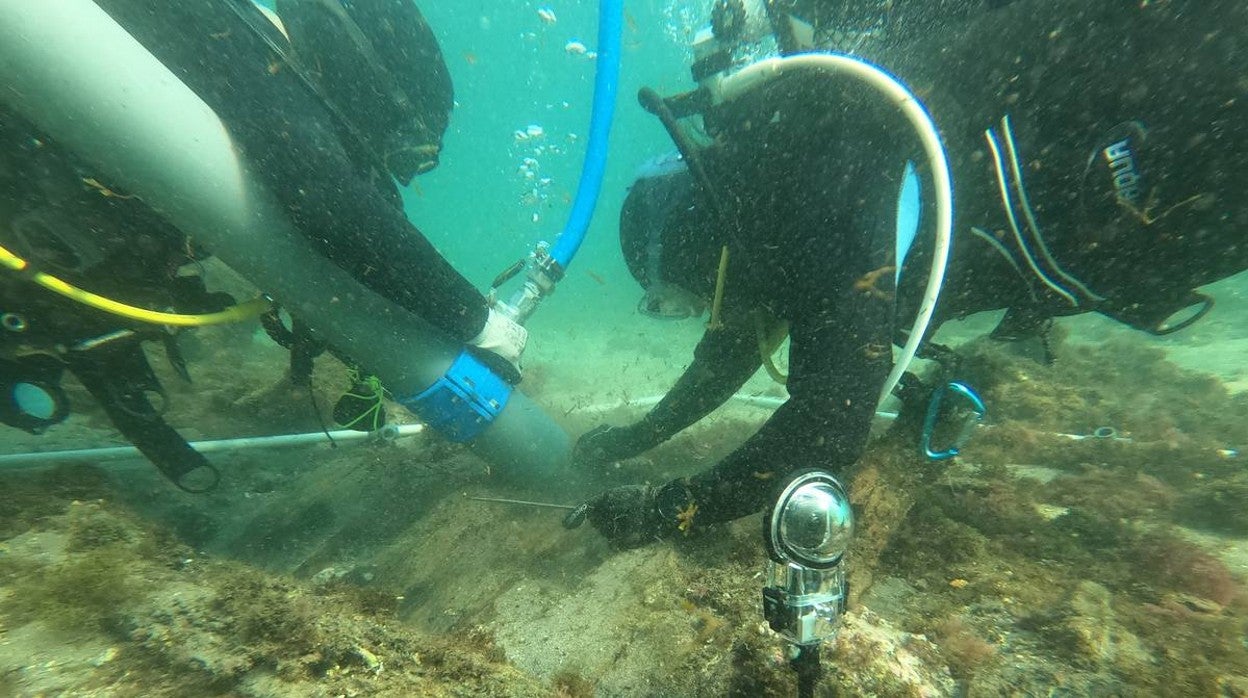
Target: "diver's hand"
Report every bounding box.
[562,484,663,549]
[562,481,695,548]
[469,305,527,383]
[573,424,646,466]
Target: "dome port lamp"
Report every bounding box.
[762,469,852,643]
[761,469,852,696]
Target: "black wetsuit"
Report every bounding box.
[887,0,1248,334]
[0,109,238,490]
[612,0,1248,530]
[93,0,489,342]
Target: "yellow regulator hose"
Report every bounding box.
[0,242,270,327]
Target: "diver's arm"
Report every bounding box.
[247,117,490,342]
[94,0,491,344]
[640,311,764,443]
[572,293,893,546]
[577,311,762,462]
[685,298,892,526]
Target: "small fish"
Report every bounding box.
[586,270,606,286]
[82,177,135,200]
[564,40,587,56]
[624,10,638,34]
[536,7,557,24]
[463,51,477,66]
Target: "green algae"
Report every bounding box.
[1177,472,1248,535]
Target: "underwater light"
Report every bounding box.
[761,470,852,648]
[765,470,853,570]
[760,469,852,697]
[4,380,68,433]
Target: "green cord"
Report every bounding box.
[337,372,389,431]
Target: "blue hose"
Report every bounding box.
[548,0,623,270]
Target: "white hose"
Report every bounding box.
[0,424,425,469]
[716,54,954,407]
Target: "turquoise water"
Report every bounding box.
[412,1,693,324]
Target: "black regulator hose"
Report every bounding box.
[637,86,729,220]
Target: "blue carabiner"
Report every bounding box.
[922,381,987,460]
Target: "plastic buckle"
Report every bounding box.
[401,350,512,443]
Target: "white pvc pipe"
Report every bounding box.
[716,54,954,408]
[0,424,425,469]
[580,393,899,421]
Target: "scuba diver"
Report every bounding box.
[0,0,527,490]
[566,0,1248,547]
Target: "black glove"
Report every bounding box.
[573,423,649,466]
[563,481,695,549]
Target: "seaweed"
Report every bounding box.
[1,541,148,634]
[1127,531,1240,607]
[933,614,998,679]
[551,668,597,697]
[1176,472,1248,535]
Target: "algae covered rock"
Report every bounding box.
[828,608,957,697]
[0,497,550,697]
[1176,471,1248,535]
[1044,580,1152,673]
